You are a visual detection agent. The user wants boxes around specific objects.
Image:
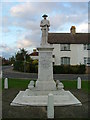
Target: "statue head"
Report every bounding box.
[42,14,48,19]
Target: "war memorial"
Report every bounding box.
[11,15,81,112]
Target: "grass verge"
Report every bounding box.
[2,78,90,92]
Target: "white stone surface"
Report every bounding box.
[11,89,82,106]
[57,82,64,90]
[4,78,8,89]
[77,77,81,89]
[56,80,64,90]
[36,47,56,90]
[28,85,34,89]
[40,16,50,46]
[30,81,34,85]
[47,93,54,119]
[28,81,34,89]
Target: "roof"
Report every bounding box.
[48,33,90,44]
[30,52,38,56]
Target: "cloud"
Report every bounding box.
[0,44,11,51]
[16,30,41,49]
[10,3,36,18]
[16,39,32,48]
[76,22,88,33]
[0,43,17,58]
[49,13,88,32]
[10,2,88,31]
[2,28,10,33]
[2,16,12,33]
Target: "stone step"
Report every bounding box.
[11,90,82,106]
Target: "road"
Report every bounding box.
[2,66,89,80]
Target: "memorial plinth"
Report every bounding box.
[36,46,56,90]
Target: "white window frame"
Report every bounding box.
[60,44,70,51]
[61,57,70,65]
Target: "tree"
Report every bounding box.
[9,56,15,64]
[15,48,32,62]
[14,48,33,72]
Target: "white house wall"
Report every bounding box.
[53,44,60,65]
[53,44,88,65]
[31,56,39,60]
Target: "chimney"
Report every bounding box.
[70,26,76,34]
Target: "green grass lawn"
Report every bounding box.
[61,80,89,92]
[2,78,90,92]
[2,78,30,89]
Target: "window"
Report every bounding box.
[84,44,87,50]
[60,44,70,51]
[53,62,55,65]
[87,44,90,50]
[84,57,87,65]
[84,57,90,65]
[52,55,55,58]
[61,57,70,65]
[84,44,90,50]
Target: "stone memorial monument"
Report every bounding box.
[36,14,56,90]
[11,15,82,107]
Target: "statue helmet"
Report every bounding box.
[42,14,48,18]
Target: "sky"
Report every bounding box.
[0,0,89,59]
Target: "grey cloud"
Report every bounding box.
[0,43,17,58]
[2,16,12,33]
[10,2,88,30]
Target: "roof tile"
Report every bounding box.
[48,33,90,44]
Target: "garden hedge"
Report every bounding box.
[53,65,86,74]
[14,61,86,74]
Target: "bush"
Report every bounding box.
[14,61,38,73]
[53,65,63,74]
[78,64,86,74]
[25,62,30,72]
[14,61,86,74]
[14,61,24,72]
[32,60,38,65]
[53,65,86,74]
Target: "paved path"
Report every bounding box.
[2,66,89,80]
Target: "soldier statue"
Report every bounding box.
[40,14,50,46]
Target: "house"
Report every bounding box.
[30,26,90,73]
[30,49,38,60]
